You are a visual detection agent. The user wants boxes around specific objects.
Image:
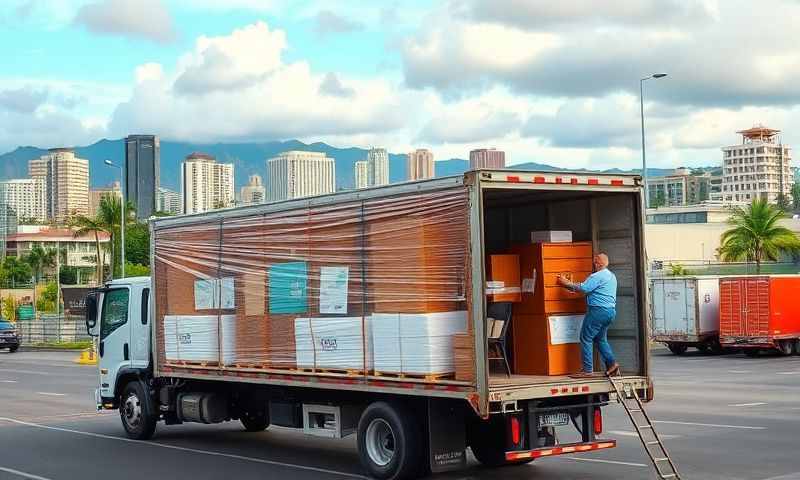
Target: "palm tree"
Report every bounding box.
[719,199,800,273]
[96,195,136,278]
[24,243,57,283]
[71,215,108,283]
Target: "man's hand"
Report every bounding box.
[556,274,570,288]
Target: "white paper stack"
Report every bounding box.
[294,317,373,371]
[371,311,468,375]
[531,230,573,243]
[163,315,237,364]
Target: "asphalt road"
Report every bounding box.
[1,348,799,480]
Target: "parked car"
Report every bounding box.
[0,319,20,352]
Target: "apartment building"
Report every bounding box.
[29,148,90,222]
[366,147,389,187]
[407,149,434,180]
[721,126,793,203]
[354,160,368,189]
[89,181,122,217]
[239,174,266,205]
[181,153,235,214]
[469,148,505,169]
[267,151,335,201]
[0,177,47,222]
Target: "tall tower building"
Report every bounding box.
[407,149,434,180]
[267,151,335,201]
[240,174,266,205]
[721,126,793,203]
[469,148,506,169]
[0,178,47,222]
[366,147,389,187]
[181,153,234,214]
[125,134,160,219]
[29,148,89,222]
[354,161,368,189]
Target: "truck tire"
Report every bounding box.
[8,345,19,353]
[120,381,157,440]
[357,401,423,480]
[777,340,793,356]
[468,415,533,467]
[240,410,270,432]
[667,343,688,355]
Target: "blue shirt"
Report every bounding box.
[574,268,617,309]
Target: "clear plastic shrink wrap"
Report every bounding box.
[153,187,475,383]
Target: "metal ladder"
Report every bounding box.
[608,377,682,480]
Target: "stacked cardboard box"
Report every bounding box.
[452,333,476,382]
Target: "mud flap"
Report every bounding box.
[428,399,467,473]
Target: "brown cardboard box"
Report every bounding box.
[453,333,476,382]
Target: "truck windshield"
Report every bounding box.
[101,289,129,339]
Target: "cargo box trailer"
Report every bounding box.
[650,277,723,355]
[719,275,800,355]
[87,170,651,479]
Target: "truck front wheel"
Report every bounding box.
[667,343,688,355]
[240,410,269,432]
[120,381,157,440]
[357,401,423,480]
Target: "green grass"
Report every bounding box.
[31,341,93,350]
[685,264,800,276]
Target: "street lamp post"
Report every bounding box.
[640,73,668,208]
[104,159,125,278]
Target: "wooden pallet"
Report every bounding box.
[168,360,219,367]
[270,365,366,376]
[230,362,271,369]
[372,371,454,382]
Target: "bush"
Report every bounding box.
[36,282,59,313]
[126,263,150,277]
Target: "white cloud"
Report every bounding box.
[314,10,364,36]
[110,21,410,142]
[73,0,176,44]
[0,86,49,113]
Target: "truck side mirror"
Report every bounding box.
[85,293,98,336]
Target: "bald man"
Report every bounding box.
[557,253,619,377]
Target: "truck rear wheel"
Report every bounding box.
[120,381,157,440]
[777,340,794,356]
[240,410,270,432]
[468,415,533,467]
[667,343,688,355]
[357,401,423,480]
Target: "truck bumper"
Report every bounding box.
[506,439,617,461]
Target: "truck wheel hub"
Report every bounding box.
[123,394,142,427]
[365,419,395,467]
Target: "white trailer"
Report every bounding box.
[650,276,722,355]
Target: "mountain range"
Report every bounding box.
[0,138,686,191]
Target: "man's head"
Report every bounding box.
[594,253,609,271]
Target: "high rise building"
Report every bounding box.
[0,178,47,222]
[125,135,160,219]
[0,203,18,257]
[721,126,793,203]
[366,147,389,187]
[181,153,235,214]
[29,148,89,222]
[469,148,506,169]
[407,149,434,180]
[240,174,266,205]
[157,187,181,215]
[267,151,335,201]
[89,181,122,217]
[354,160,368,189]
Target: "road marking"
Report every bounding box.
[729,402,767,407]
[0,417,367,479]
[0,380,18,383]
[728,370,751,373]
[0,466,53,480]
[609,430,679,440]
[36,392,66,397]
[776,371,800,375]
[567,458,648,467]
[653,420,766,430]
[0,369,50,376]
[759,473,800,480]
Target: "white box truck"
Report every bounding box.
[650,276,722,355]
[86,170,652,479]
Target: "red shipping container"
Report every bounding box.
[719,276,800,353]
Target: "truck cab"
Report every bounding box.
[86,277,152,409]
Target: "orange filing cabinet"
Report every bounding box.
[510,242,593,375]
[486,254,522,303]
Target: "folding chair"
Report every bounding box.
[487,301,513,377]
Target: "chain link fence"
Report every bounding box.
[16,314,92,345]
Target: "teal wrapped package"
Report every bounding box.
[269,261,308,313]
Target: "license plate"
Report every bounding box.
[538,412,570,428]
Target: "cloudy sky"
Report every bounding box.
[2,0,800,170]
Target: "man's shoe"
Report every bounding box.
[605,363,620,376]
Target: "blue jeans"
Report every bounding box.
[580,306,616,373]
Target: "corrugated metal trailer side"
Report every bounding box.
[650,277,721,354]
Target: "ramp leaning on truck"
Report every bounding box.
[86,170,655,480]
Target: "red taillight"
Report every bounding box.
[510,416,521,445]
[593,408,603,435]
